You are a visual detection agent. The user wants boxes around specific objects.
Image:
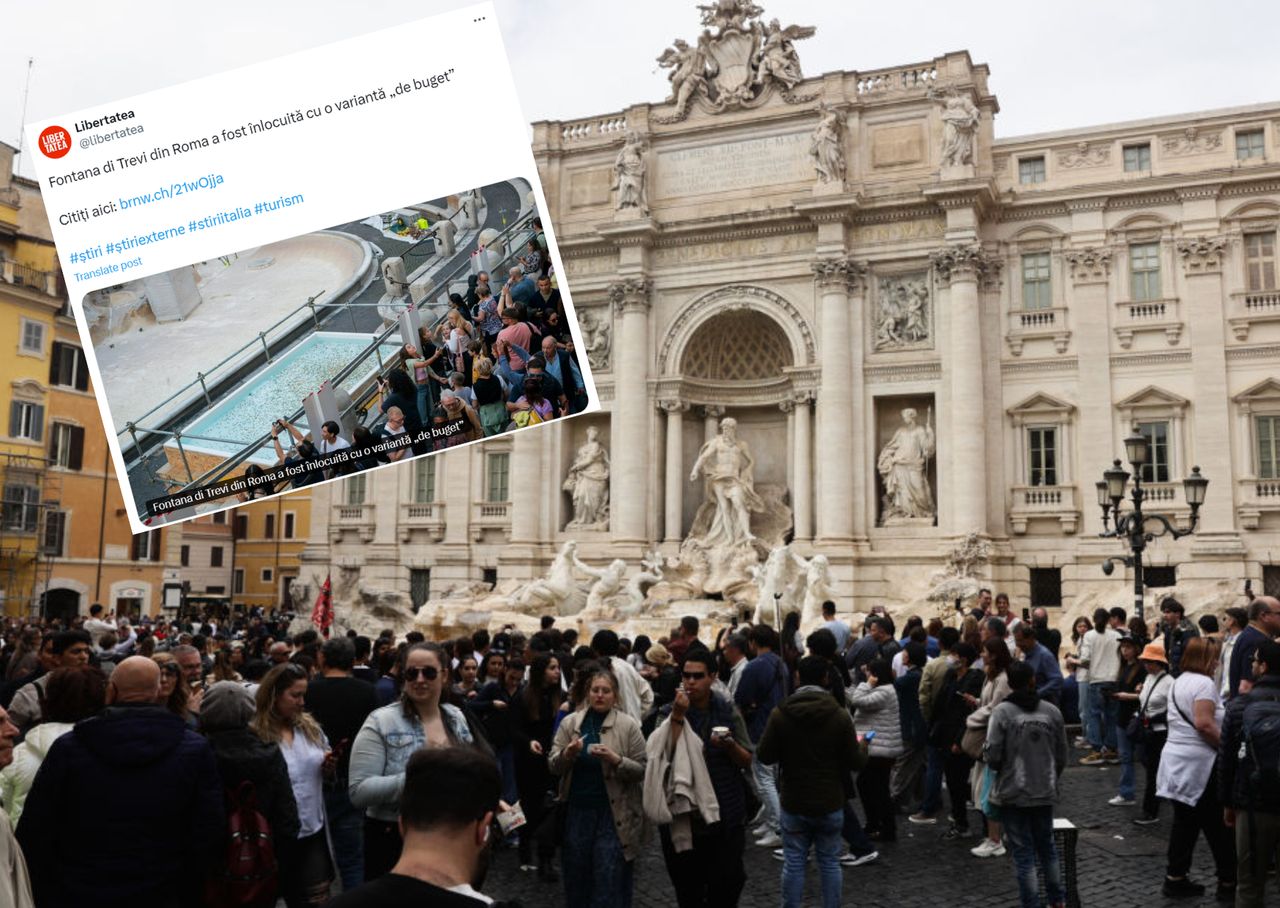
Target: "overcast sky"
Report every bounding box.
[3,0,1278,179]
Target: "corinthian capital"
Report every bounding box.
[608,277,653,315]
[1175,235,1228,274]
[930,243,997,285]
[810,257,868,292]
[1063,246,1113,285]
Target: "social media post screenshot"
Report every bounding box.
[23,2,596,532]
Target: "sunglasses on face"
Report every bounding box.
[160,663,180,675]
[404,666,440,682]
[682,671,707,681]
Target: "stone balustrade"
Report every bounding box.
[1010,484,1079,534]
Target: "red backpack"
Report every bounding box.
[205,781,278,908]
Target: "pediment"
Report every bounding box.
[1116,384,1189,414]
[1008,391,1075,417]
[1233,377,1280,404]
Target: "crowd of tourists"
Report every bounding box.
[0,589,1277,908]
[242,219,585,498]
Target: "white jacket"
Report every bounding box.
[611,656,654,722]
[0,722,74,827]
[643,717,720,852]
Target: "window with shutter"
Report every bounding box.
[150,529,162,561]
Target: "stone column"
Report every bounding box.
[931,245,991,536]
[1176,236,1238,538]
[793,391,814,542]
[812,258,865,543]
[440,448,473,546]
[660,400,688,543]
[703,405,725,444]
[1064,247,1115,534]
[509,427,542,542]
[609,278,652,543]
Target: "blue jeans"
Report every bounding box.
[1115,722,1136,799]
[415,383,435,424]
[780,808,843,908]
[841,802,876,857]
[324,784,364,891]
[918,745,946,815]
[562,803,633,908]
[752,757,781,834]
[1002,804,1064,908]
[1077,680,1094,746]
[1088,682,1118,752]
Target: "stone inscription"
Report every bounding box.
[871,123,925,167]
[564,255,619,276]
[653,233,811,266]
[851,218,945,246]
[568,169,612,209]
[656,132,811,198]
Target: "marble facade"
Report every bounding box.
[303,6,1280,625]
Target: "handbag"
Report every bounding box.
[960,725,986,760]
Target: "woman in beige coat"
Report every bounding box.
[549,664,647,908]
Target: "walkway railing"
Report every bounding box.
[143,205,540,514]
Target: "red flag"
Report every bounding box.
[311,574,333,638]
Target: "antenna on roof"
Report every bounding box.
[15,57,34,156]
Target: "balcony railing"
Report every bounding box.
[0,259,60,297]
[1005,306,1070,355]
[1010,484,1079,534]
[470,501,511,542]
[1114,297,1182,348]
[1236,478,1280,529]
[330,502,375,543]
[1229,289,1280,341]
[399,501,445,543]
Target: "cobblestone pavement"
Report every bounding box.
[483,758,1238,908]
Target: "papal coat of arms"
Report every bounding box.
[655,0,817,122]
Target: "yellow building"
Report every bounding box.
[230,492,312,613]
[0,141,166,619]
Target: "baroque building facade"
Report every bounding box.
[304,13,1280,619]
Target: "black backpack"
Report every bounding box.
[1243,694,1280,809]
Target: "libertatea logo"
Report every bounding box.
[39,126,71,159]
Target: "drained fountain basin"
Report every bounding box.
[165,332,399,472]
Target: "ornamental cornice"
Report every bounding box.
[1063,196,1109,213]
[656,399,691,414]
[1109,350,1192,369]
[1106,190,1180,210]
[653,223,810,247]
[1221,178,1280,198]
[811,256,868,292]
[1175,235,1229,274]
[1063,246,1113,285]
[1226,344,1280,362]
[1175,184,1223,202]
[607,277,653,315]
[1000,357,1079,376]
[863,361,942,383]
[929,243,1000,285]
[997,203,1070,222]
[852,205,942,226]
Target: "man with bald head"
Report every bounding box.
[16,656,223,907]
[1228,596,1280,699]
[269,640,292,665]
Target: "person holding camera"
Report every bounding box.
[270,418,323,488]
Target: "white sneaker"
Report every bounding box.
[842,850,879,867]
[971,838,1005,858]
[751,805,768,826]
[1108,795,1136,806]
[755,832,783,848]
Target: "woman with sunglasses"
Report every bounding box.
[151,653,196,728]
[252,662,335,908]
[348,642,484,881]
[549,665,647,908]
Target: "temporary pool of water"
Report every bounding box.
[171,332,398,466]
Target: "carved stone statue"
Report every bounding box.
[697,0,762,30]
[514,540,585,614]
[798,554,835,630]
[578,309,612,371]
[573,552,628,613]
[809,104,845,184]
[689,417,764,547]
[613,130,649,215]
[752,18,810,89]
[751,543,804,624]
[875,274,930,349]
[878,408,936,522]
[933,90,980,168]
[563,426,610,530]
[657,39,709,118]
[620,551,665,616]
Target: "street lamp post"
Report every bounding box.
[1095,429,1209,623]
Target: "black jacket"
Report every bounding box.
[1220,675,1280,811]
[929,667,984,749]
[205,727,301,848]
[756,686,867,816]
[16,703,225,908]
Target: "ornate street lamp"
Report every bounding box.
[1097,432,1208,623]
